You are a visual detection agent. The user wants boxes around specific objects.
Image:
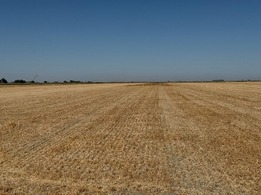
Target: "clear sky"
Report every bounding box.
[1,0,260,82]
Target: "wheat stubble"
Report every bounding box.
[0,83,260,194]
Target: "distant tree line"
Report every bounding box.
[14,79,27,83]
[1,77,260,84]
[0,78,94,84]
[212,79,225,82]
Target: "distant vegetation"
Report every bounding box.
[14,79,27,83]
[0,78,94,84]
[0,77,260,84]
[212,79,225,82]
[0,78,8,83]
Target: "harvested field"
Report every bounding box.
[0,83,260,194]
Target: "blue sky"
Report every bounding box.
[0,0,260,82]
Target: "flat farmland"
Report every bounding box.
[0,83,260,194]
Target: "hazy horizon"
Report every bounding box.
[1,0,261,82]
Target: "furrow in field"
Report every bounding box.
[178,83,261,120]
[162,84,260,194]
[170,85,261,145]
[0,86,141,168]
[0,85,174,193]
[20,87,145,178]
[172,84,261,148]
[0,85,126,124]
[39,86,170,192]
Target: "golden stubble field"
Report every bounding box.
[0,83,260,194]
